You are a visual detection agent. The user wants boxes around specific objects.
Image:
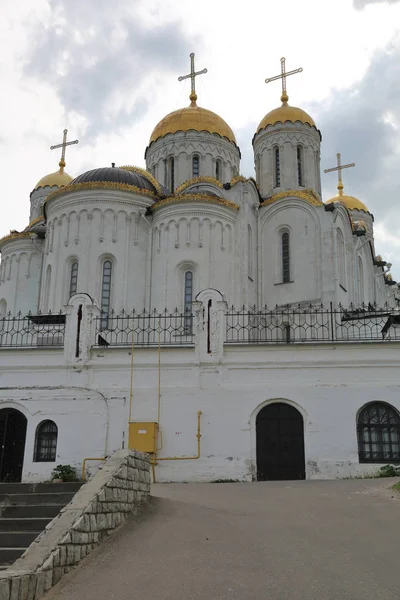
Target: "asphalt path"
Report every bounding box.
[45,479,400,600]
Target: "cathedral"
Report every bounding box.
[0,55,399,484]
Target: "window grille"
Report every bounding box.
[69,262,78,298]
[34,420,58,462]
[100,260,112,330]
[275,147,281,187]
[192,156,199,177]
[169,157,175,190]
[184,271,193,332]
[282,232,290,283]
[297,146,303,186]
[358,403,400,463]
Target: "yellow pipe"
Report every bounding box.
[81,457,106,481]
[128,314,135,422]
[151,411,202,463]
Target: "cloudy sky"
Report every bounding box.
[1,0,400,277]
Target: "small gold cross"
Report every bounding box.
[265,57,303,103]
[50,129,79,170]
[324,153,356,195]
[178,53,208,105]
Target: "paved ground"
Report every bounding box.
[45,479,400,600]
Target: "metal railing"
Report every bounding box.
[0,312,66,348]
[94,308,195,347]
[225,303,400,344]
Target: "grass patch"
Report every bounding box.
[211,478,241,483]
[392,481,400,492]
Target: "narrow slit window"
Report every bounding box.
[69,261,78,298]
[184,271,193,332]
[297,146,304,186]
[34,420,58,462]
[216,159,222,182]
[169,157,175,191]
[282,232,290,283]
[275,147,281,187]
[100,260,112,330]
[192,156,199,177]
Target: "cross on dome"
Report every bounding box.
[265,57,303,104]
[178,53,208,106]
[324,153,356,195]
[50,129,79,171]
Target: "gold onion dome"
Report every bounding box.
[33,160,72,192]
[325,182,369,213]
[149,92,236,145]
[257,93,316,133]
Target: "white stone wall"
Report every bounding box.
[0,238,43,315]
[43,189,154,312]
[145,131,240,190]
[30,187,53,222]
[253,121,322,198]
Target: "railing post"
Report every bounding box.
[63,294,100,363]
[330,301,335,342]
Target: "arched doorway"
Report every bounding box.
[256,403,305,481]
[0,409,27,482]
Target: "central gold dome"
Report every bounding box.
[257,98,316,133]
[33,164,72,192]
[149,94,236,145]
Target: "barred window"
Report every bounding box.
[192,156,199,177]
[297,146,304,186]
[69,261,78,298]
[100,260,112,330]
[282,232,290,283]
[358,402,400,463]
[34,420,58,462]
[184,271,193,332]
[274,147,281,187]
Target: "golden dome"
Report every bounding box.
[325,184,369,213]
[149,93,236,145]
[257,98,316,133]
[34,162,72,192]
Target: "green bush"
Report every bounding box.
[51,464,78,482]
[379,465,400,478]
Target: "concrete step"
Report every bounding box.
[0,518,51,532]
[0,493,75,506]
[0,548,26,566]
[0,483,82,494]
[1,505,64,519]
[0,532,39,548]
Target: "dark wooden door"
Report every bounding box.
[256,403,305,481]
[0,409,27,482]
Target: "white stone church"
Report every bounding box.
[1,55,399,484]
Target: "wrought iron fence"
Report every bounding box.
[0,312,66,348]
[94,308,194,347]
[225,303,400,344]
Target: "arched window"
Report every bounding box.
[0,300,6,317]
[337,229,345,288]
[274,147,281,187]
[69,261,78,298]
[297,146,304,186]
[100,260,112,329]
[248,225,253,279]
[34,420,58,462]
[358,257,364,305]
[192,156,199,177]
[282,232,290,283]
[216,159,222,182]
[184,271,193,332]
[44,265,51,312]
[357,403,400,463]
[168,157,175,191]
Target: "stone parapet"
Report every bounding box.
[0,450,150,600]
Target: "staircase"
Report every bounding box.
[0,482,83,569]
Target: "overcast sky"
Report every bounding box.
[1,0,400,277]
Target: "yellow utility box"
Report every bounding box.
[128,422,158,453]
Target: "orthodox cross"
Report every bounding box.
[50,129,79,170]
[324,153,356,195]
[265,57,303,103]
[178,53,208,105]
